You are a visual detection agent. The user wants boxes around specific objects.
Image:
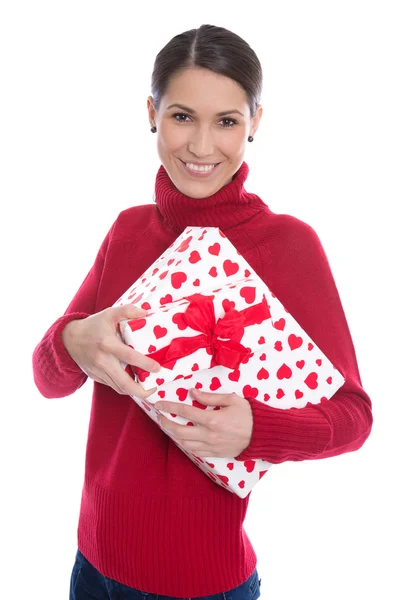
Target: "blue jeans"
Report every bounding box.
[69,549,262,600]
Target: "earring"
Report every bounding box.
[150,126,157,133]
[248,135,254,142]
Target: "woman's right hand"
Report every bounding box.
[61,304,161,398]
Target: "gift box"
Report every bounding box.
[113,226,345,499]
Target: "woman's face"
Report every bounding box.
[147,67,262,199]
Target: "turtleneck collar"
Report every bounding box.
[154,161,268,233]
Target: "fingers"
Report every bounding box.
[101,358,157,398]
[111,337,161,374]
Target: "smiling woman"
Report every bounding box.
[32,20,373,600]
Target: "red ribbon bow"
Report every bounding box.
[134,292,271,381]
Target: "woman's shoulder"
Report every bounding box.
[111,203,161,243]
[252,208,321,247]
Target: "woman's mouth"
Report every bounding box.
[179,159,221,178]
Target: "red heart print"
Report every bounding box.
[260,353,266,361]
[195,382,203,389]
[189,251,201,264]
[244,269,251,277]
[258,336,265,345]
[274,341,283,351]
[276,388,285,399]
[152,268,159,276]
[191,363,199,372]
[208,243,221,256]
[141,302,151,310]
[174,374,184,381]
[156,378,165,385]
[223,260,239,277]
[295,390,304,399]
[238,481,245,489]
[175,236,193,253]
[228,369,240,382]
[308,343,314,350]
[157,390,165,398]
[206,462,215,468]
[167,258,175,266]
[326,376,332,384]
[172,312,188,330]
[227,462,234,470]
[304,372,319,389]
[217,475,229,485]
[277,364,292,379]
[222,299,236,312]
[263,393,270,401]
[193,279,200,286]
[171,272,187,289]
[176,388,188,401]
[148,344,156,353]
[273,318,286,331]
[175,260,182,266]
[192,399,207,410]
[138,371,149,382]
[129,318,146,332]
[127,292,143,303]
[160,294,172,305]
[240,286,256,304]
[288,334,303,350]
[209,267,218,277]
[153,325,167,339]
[244,460,255,473]
[257,368,269,380]
[243,385,259,398]
[159,270,169,280]
[320,396,328,403]
[296,360,305,369]
[210,377,221,391]
[316,359,322,366]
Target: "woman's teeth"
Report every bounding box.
[186,162,216,172]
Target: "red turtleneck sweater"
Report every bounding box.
[32,162,373,597]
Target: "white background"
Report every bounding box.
[1,1,403,598]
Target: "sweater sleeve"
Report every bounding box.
[32,219,117,399]
[235,219,373,464]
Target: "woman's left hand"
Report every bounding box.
[154,388,253,458]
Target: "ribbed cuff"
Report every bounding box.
[235,397,332,464]
[36,312,90,382]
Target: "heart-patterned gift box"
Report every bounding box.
[113,226,345,498]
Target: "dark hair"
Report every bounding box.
[151,24,263,118]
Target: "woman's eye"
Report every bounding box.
[173,113,190,123]
[172,113,237,128]
[220,118,237,128]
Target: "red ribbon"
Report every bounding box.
[134,293,271,381]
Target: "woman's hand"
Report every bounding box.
[61,304,160,398]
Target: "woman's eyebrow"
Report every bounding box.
[166,103,244,117]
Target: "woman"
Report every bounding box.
[32,24,373,600]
